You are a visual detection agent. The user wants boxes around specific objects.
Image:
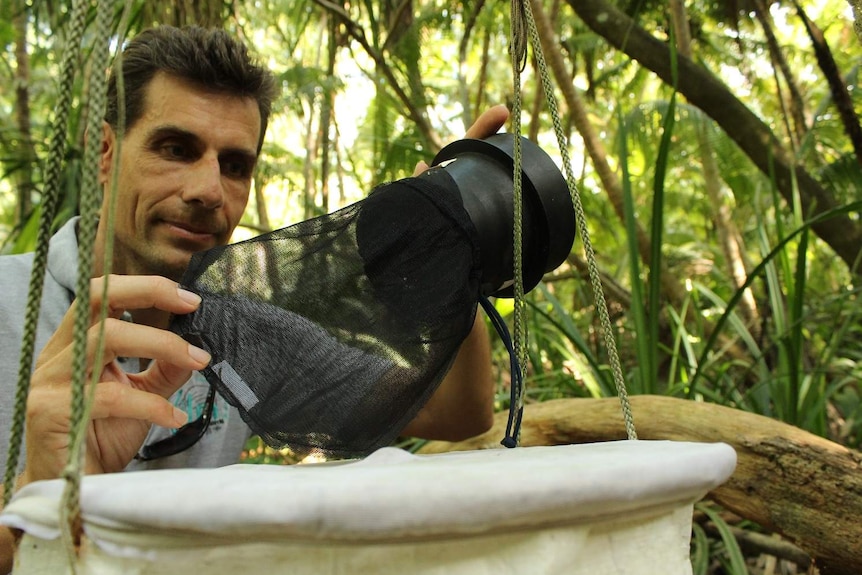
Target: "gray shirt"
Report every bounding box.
[0,217,251,477]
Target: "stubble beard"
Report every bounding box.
[112,236,191,283]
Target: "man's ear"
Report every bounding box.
[98,121,116,185]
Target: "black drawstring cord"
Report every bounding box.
[479,295,523,448]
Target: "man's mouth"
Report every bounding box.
[162,221,222,245]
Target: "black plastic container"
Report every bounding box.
[420,133,575,296]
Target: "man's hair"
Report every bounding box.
[104,25,279,153]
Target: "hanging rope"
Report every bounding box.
[58,0,125,565]
[509,0,637,440]
[2,0,91,508]
[507,0,530,447]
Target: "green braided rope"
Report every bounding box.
[518,0,638,440]
[2,0,91,507]
[509,0,529,446]
[59,0,116,562]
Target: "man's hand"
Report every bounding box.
[413,104,511,176]
[20,275,210,486]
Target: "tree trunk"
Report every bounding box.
[419,395,862,575]
[752,0,808,147]
[669,0,760,335]
[319,12,338,213]
[473,29,491,123]
[302,99,318,219]
[794,0,862,165]
[13,4,37,225]
[851,0,862,42]
[567,0,862,275]
[456,0,485,131]
[312,0,443,151]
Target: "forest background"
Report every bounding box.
[1,0,860,573]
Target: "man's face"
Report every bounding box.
[99,72,262,280]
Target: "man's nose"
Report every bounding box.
[182,156,224,208]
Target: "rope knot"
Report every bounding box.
[510,0,528,72]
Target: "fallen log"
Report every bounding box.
[418,395,862,574]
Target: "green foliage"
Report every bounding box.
[529,285,615,398]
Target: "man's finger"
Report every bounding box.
[34,319,210,385]
[465,104,510,140]
[85,274,201,318]
[412,160,429,177]
[133,359,201,400]
[39,275,200,361]
[87,380,189,428]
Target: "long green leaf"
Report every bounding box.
[618,107,651,395]
[697,504,749,575]
[648,21,679,398]
[690,521,710,575]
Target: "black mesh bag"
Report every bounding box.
[169,133,575,458]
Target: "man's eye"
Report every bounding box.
[222,158,252,179]
[160,143,190,159]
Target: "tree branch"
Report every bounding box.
[794,0,862,165]
[311,0,443,151]
[566,0,862,274]
[695,515,812,569]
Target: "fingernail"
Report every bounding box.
[173,408,189,427]
[177,288,202,306]
[188,344,211,365]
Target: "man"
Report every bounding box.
[0,25,508,571]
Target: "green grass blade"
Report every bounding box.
[690,521,710,575]
[697,504,749,575]
[649,35,678,397]
[787,227,809,423]
[618,107,651,395]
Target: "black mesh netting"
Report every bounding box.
[170,176,482,458]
